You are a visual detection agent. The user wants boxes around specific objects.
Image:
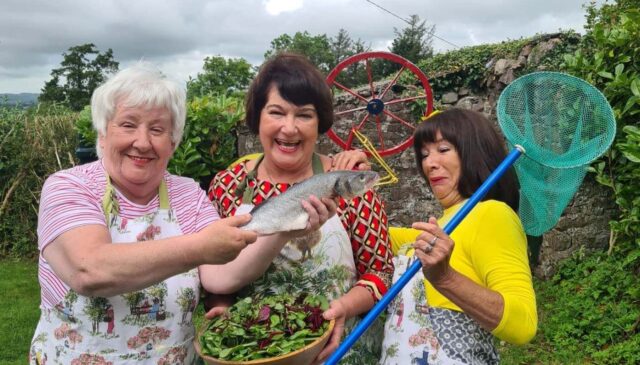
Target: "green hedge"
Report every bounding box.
[0,105,79,258]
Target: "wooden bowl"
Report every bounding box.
[195,319,335,365]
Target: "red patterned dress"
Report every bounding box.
[208,159,394,364]
[209,160,394,298]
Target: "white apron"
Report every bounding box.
[234,154,385,365]
[30,178,201,365]
[379,248,461,365]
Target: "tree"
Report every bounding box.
[331,28,354,64]
[265,31,335,73]
[186,56,255,99]
[331,30,372,87]
[39,43,119,111]
[389,15,434,64]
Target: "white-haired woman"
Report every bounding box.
[29,63,337,364]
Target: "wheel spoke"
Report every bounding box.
[385,95,426,106]
[383,109,417,130]
[356,112,370,130]
[335,105,368,116]
[333,80,369,104]
[366,59,375,98]
[379,65,406,100]
[375,115,386,149]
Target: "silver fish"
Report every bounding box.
[241,170,379,235]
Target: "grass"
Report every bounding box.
[0,259,40,365]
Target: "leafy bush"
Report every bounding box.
[562,0,640,250]
[75,105,96,147]
[0,105,79,257]
[167,94,245,188]
[500,248,640,364]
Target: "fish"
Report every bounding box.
[241,170,379,235]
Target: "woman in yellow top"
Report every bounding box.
[380,109,537,365]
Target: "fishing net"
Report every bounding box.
[497,72,616,235]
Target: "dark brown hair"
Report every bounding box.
[245,53,334,134]
[413,108,520,211]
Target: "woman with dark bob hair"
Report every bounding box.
[206,53,394,364]
[380,109,536,364]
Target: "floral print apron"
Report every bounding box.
[234,155,385,365]
[30,178,201,365]
[380,242,499,363]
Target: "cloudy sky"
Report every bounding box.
[0,0,604,94]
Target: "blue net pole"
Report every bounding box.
[325,146,524,365]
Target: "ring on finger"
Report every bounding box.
[429,236,438,246]
[423,244,433,253]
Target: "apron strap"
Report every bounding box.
[311,153,324,175]
[102,176,169,224]
[238,153,326,205]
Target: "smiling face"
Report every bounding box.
[258,86,319,177]
[99,102,175,204]
[420,131,464,209]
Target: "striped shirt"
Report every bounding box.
[37,160,218,308]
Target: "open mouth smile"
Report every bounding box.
[275,139,301,151]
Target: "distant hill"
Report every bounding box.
[0,93,39,108]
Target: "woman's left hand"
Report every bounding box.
[312,299,348,365]
[300,195,338,231]
[412,216,455,285]
[330,149,371,171]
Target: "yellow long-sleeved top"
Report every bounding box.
[389,200,537,345]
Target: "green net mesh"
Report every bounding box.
[497,72,616,236]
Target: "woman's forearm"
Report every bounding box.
[199,233,289,294]
[430,268,504,331]
[43,225,209,297]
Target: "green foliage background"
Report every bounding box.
[0,105,79,257]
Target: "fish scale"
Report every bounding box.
[241,170,379,235]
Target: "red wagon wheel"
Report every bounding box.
[326,51,433,157]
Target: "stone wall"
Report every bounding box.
[236,33,617,278]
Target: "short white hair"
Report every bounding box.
[91,62,186,157]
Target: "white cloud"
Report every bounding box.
[0,0,606,93]
[264,0,304,16]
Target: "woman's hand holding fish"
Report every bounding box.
[198,214,258,264]
[283,195,338,239]
[412,217,455,285]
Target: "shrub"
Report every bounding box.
[0,104,78,257]
[167,94,245,188]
